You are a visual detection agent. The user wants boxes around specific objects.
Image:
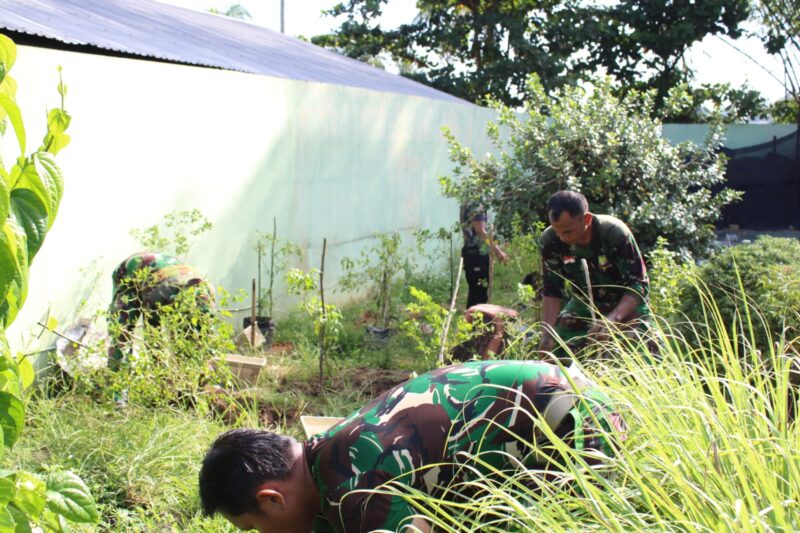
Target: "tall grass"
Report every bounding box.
[386,292,800,532]
[11,396,244,531]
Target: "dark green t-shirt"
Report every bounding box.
[539,214,649,311]
[305,360,625,532]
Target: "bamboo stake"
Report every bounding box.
[438,257,464,365]
[268,216,276,317]
[449,233,454,301]
[250,278,256,349]
[488,226,494,303]
[318,238,327,383]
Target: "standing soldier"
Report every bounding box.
[537,191,650,359]
[460,202,508,307]
[107,251,215,370]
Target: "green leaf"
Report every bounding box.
[0,370,20,397]
[39,509,64,533]
[45,472,97,524]
[0,391,23,449]
[7,504,31,533]
[31,153,63,227]
[0,475,14,505]
[0,96,24,156]
[0,219,28,327]
[11,472,45,517]
[43,109,71,156]
[0,226,16,328]
[0,167,8,224]
[0,506,14,533]
[0,35,17,82]
[15,357,32,391]
[9,190,47,260]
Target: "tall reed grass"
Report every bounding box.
[384,292,800,532]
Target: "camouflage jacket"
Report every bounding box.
[110,252,213,311]
[540,214,649,311]
[305,360,625,532]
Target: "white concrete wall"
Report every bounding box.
[7,45,497,353]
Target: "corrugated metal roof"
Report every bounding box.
[0,0,466,103]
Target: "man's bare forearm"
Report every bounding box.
[539,296,562,349]
[605,293,640,323]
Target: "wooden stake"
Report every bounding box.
[319,238,327,383]
[488,226,495,303]
[268,216,276,317]
[438,257,464,365]
[250,278,256,349]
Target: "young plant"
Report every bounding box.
[0,33,98,529]
[129,208,212,258]
[286,268,342,379]
[339,232,413,330]
[252,219,303,318]
[401,287,484,367]
[99,282,236,411]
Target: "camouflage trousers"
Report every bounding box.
[552,298,653,360]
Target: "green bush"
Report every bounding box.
[441,76,739,259]
[680,236,800,353]
[85,286,238,412]
[648,237,696,317]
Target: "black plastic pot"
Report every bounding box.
[364,324,393,345]
[243,316,276,347]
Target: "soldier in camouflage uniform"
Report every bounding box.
[107,252,214,370]
[199,360,627,533]
[537,191,649,359]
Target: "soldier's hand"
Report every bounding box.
[588,322,610,343]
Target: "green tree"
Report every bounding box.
[754,0,800,123]
[562,0,751,108]
[659,82,769,123]
[440,76,739,259]
[315,0,751,109]
[768,97,800,123]
[0,34,97,530]
[314,0,578,106]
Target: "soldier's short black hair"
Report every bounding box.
[199,429,295,517]
[547,191,588,220]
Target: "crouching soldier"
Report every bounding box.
[538,191,650,361]
[199,360,627,533]
[107,251,215,370]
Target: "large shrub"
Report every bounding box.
[441,76,739,258]
[680,236,800,352]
